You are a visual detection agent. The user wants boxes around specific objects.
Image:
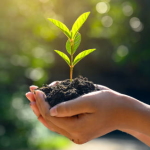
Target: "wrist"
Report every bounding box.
[116,94,150,136]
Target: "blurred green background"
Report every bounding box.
[0,0,150,149]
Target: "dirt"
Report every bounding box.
[39,76,100,107]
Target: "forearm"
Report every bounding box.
[117,94,150,145]
[120,129,150,147]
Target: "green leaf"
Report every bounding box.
[48,18,71,38]
[66,32,81,55]
[54,50,70,66]
[72,32,81,54]
[66,40,71,55]
[71,12,90,38]
[73,49,96,66]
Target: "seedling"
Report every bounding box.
[48,12,96,81]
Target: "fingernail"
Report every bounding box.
[50,106,57,116]
[25,92,30,98]
[25,92,30,96]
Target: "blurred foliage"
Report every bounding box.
[0,0,150,149]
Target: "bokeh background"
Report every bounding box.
[0,0,150,149]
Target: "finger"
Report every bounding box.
[29,102,56,132]
[50,92,97,117]
[36,106,73,138]
[30,102,41,117]
[35,90,77,130]
[26,92,36,102]
[42,116,72,138]
[44,118,73,140]
[29,85,38,92]
[38,115,56,132]
[38,115,72,140]
[29,101,56,132]
[94,84,110,90]
[34,90,50,118]
[29,91,73,139]
[33,92,73,139]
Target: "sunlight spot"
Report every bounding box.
[122,2,133,16]
[10,55,29,67]
[32,47,46,58]
[40,28,52,39]
[112,45,129,62]
[25,68,44,81]
[129,17,144,32]
[43,52,55,64]
[101,16,113,27]
[96,2,110,14]
[12,97,24,110]
[44,11,55,18]
[117,45,129,57]
[16,105,35,121]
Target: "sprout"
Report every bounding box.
[48,12,96,81]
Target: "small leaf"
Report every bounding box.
[48,18,71,38]
[66,40,71,55]
[72,32,81,54]
[71,12,90,38]
[66,33,81,55]
[73,49,96,66]
[54,50,70,66]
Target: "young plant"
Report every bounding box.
[48,12,96,81]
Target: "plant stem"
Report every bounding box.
[69,38,74,82]
[70,66,73,82]
[70,54,74,82]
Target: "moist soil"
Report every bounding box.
[39,76,100,107]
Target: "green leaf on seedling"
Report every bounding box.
[71,12,90,39]
[66,40,71,55]
[72,32,81,54]
[66,32,81,55]
[73,49,96,66]
[54,50,70,66]
[48,18,71,38]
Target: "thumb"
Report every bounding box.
[50,94,94,117]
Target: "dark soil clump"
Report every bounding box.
[39,76,99,107]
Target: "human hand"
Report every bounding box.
[25,85,53,130]
[26,82,76,139]
[26,83,124,144]
[26,83,150,146]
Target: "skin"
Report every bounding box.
[25,84,150,146]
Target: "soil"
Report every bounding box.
[39,76,100,107]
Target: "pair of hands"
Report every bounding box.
[25,82,150,146]
[26,83,121,144]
